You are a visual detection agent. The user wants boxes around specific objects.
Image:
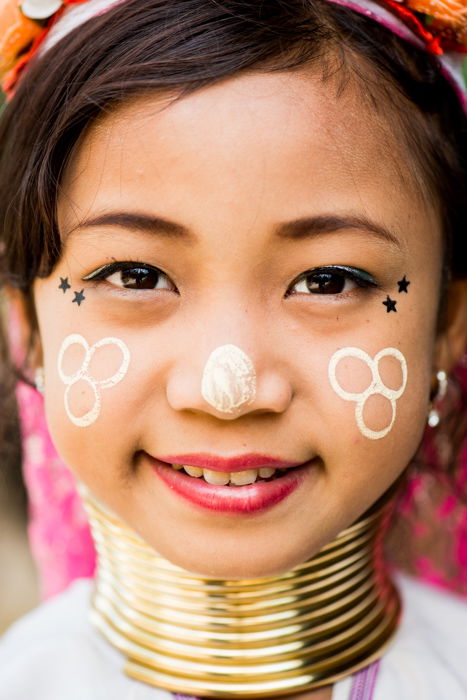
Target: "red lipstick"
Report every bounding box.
[158,453,300,472]
[149,455,311,513]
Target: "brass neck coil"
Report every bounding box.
[81,488,400,698]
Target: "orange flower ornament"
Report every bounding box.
[408,0,466,28]
[0,0,88,92]
[405,0,467,49]
[0,1,43,74]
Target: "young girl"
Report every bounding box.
[0,0,466,698]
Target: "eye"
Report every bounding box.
[287,266,378,296]
[83,262,177,291]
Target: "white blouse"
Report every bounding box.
[1,573,466,699]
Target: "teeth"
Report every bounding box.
[183,465,203,478]
[229,469,258,486]
[170,464,282,485]
[203,469,230,486]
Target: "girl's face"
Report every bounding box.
[33,69,449,577]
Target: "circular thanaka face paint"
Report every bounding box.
[328,347,408,440]
[58,333,130,427]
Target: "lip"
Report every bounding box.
[149,457,312,514]
[157,453,300,472]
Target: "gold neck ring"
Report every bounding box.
[81,487,400,698]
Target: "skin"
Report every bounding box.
[30,67,467,699]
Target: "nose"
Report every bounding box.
[166,343,292,420]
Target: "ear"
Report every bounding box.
[4,286,42,371]
[435,279,467,373]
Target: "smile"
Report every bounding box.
[148,454,314,513]
[169,463,285,486]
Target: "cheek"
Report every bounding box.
[328,347,408,440]
[360,393,394,434]
[318,342,430,473]
[42,331,133,475]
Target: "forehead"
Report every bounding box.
[59,68,440,256]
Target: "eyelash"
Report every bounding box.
[83,261,177,292]
[83,262,379,296]
[286,266,379,297]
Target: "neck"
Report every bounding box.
[80,487,400,698]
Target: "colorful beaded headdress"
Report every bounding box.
[0,0,466,105]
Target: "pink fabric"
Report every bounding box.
[349,660,380,700]
[388,357,467,595]
[16,381,95,599]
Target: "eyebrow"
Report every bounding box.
[276,214,400,247]
[68,211,400,247]
[67,212,192,240]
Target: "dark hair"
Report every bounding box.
[0,0,465,477]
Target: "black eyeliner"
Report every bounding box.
[304,265,379,287]
[82,261,158,281]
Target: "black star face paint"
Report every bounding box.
[72,289,86,306]
[382,295,397,313]
[397,276,410,293]
[58,277,71,293]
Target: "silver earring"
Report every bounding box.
[34,367,46,395]
[427,369,448,428]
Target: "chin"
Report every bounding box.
[141,529,322,580]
